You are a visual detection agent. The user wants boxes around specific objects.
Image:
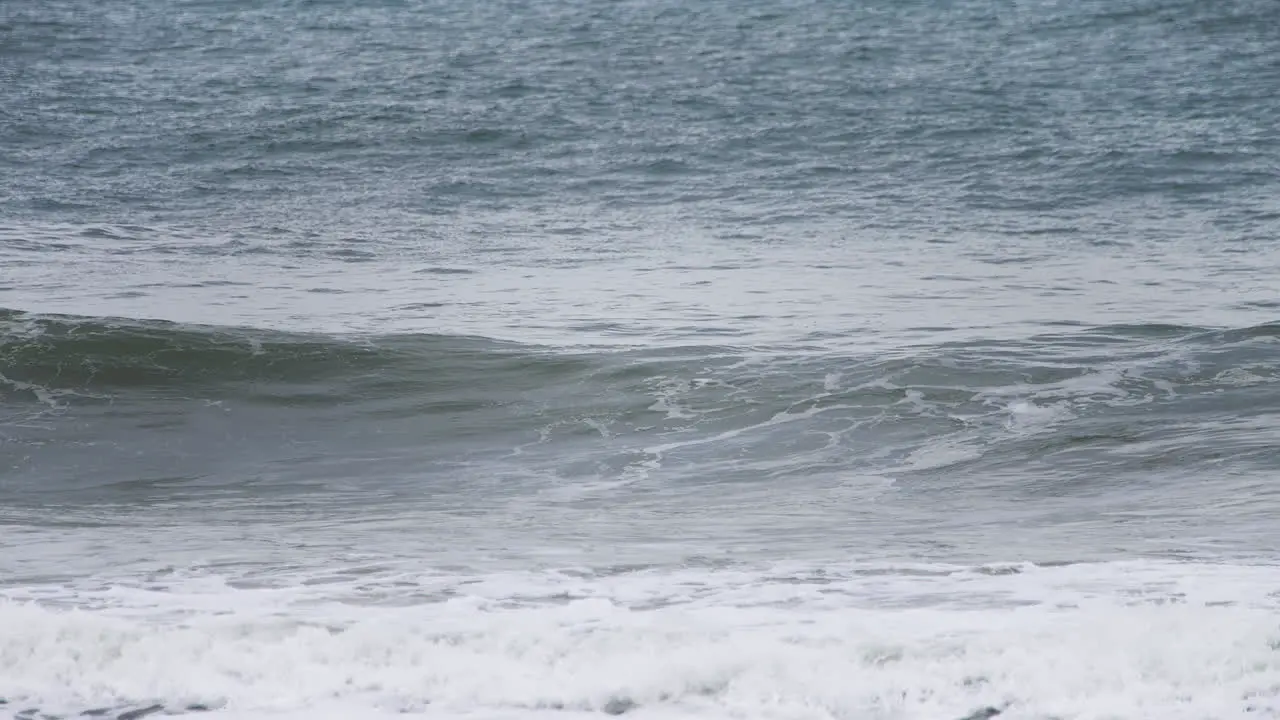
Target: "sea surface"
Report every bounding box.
[3,0,1280,718]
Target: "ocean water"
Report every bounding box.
[3,0,1280,718]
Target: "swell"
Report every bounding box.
[2,308,1279,555]
[0,308,594,403]
[4,308,1279,485]
[3,308,1279,414]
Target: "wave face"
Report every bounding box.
[4,308,1279,557]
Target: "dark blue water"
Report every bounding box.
[5,0,1277,238]
[3,1,1280,718]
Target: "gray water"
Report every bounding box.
[3,1,1280,718]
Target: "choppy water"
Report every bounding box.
[3,0,1280,718]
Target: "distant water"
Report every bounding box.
[3,0,1280,718]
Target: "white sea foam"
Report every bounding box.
[3,560,1280,720]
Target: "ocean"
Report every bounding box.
[2,0,1280,717]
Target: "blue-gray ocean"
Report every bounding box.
[2,0,1280,717]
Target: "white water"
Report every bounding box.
[3,559,1280,720]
